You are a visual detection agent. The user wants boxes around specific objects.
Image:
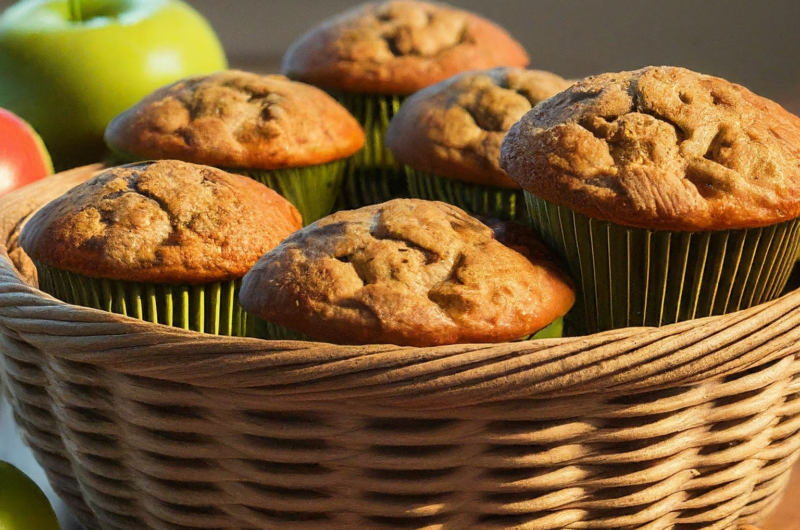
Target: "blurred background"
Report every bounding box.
[0,0,795,112]
[187,0,799,114]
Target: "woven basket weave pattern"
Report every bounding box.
[0,169,799,530]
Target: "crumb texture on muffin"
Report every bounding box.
[387,67,572,187]
[240,199,574,346]
[281,1,529,94]
[104,70,365,169]
[20,161,302,284]
[500,66,800,231]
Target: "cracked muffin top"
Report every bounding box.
[20,160,303,284]
[280,1,529,95]
[387,67,572,188]
[239,199,575,346]
[104,70,365,169]
[500,66,800,231]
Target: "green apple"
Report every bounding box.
[0,0,227,170]
[0,461,61,530]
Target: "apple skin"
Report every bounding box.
[0,0,227,170]
[0,461,61,530]
[0,107,53,197]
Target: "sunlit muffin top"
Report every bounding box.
[105,70,365,169]
[240,199,575,346]
[21,160,302,283]
[501,66,800,231]
[281,1,529,94]
[387,67,572,187]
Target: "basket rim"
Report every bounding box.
[0,166,799,406]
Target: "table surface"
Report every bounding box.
[765,465,800,529]
[1,396,797,529]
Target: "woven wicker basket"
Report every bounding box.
[0,167,797,530]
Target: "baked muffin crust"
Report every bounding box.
[387,67,572,187]
[500,66,800,231]
[20,160,302,284]
[240,199,575,346]
[104,70,365,169]
[281,1,529,95]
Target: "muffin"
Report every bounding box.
[281,0,529,208]
[387,67,572,221]
[104,70,365,224]
[500,66,800,334]
[19,160,302,336]
[239,199,575,346]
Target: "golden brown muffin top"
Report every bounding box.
[280,1,530,95]
[104,70,365,169]
[387,67,572,188]
[500,66,800,231]
[20,161,302,284]
[240,199,575,346]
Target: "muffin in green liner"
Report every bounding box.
[501,66,800,335]
[240,199,575,346]
[387,68,572,222]
[104,70,365,224]
[19,161,302,336]
[281,1,530,208]
[386,67,572,221]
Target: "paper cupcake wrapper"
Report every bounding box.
[36,263,253,336]
[254,316,564,343]
[406,168,528,222]
[341,165,410,210]
[253,318,316,341]
[335,92,409,207]
[526,194,800,335]
[235,160,345,225]
[529,316,563,339]
[104,148,136,166]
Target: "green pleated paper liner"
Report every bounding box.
[253,318,316,341]
[525,317,564,340]
[336,92,405,169]
[254,316,564,344]
[341,165,410,210]
[104,147,136,167]
[335,92,409,207]
[36,264,254,337]
[235,161,345,225]
[526,194,800,335]
[406,167,527,222]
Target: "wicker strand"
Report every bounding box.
[1,250,799,407]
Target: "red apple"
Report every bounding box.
[0,107,53,196]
